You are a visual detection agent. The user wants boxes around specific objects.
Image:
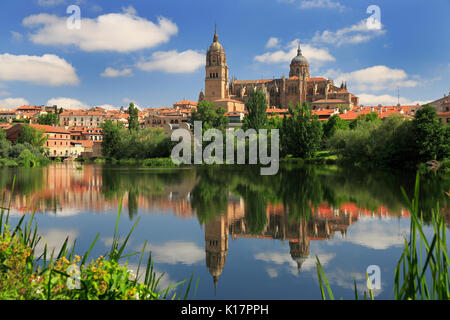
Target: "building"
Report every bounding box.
[201,27,246,113]
[0,110,16,123]
[60,110,104,128]
[31,124,71,158]
[428,94,450,113]
[201,28,359,111]
[173,100,198,110]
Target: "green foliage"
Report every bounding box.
[37,113,59,126]
[280,102,323,158]
[101,120,173,160]
[349,111,380,130]
[127,103,140,131]
[190,100,229,132]
[329,107,449,168]
[101,120,124,158]
[243,89,268,131]
[0,130,49,168]
[323,114,349,143]
[17,125,47,148]
[413,105,448,162]
[0,129,6,141]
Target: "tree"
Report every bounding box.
[413,104,448,162]
[281,102,323,158]
[243,89,268,131]
[37,113,59,126]
[349,111,380,129]
[323,114,349,140]
[101,120,125,158]
[128,102,140,131]
[190,100,229,132]
[17,125,47,148]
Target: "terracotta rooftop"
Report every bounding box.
[30,124,70,134]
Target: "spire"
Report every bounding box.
[297,43,302,56]
[213,275,219,296]
[213,24,218,43]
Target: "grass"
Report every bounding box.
[315,172,450,300]
[0,177,197,300]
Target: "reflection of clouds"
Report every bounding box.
[340,217,409,250]
[101,237,114,248]
[137,241,204,265]
[123,263,179,296]
[254,251,335,277]
[34,228,79,258]
[315,268,384,298]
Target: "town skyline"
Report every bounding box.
[0,0,449,110]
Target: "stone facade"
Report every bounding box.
[202,29,359,110]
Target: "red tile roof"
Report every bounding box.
[173,100,198,106]
[308,77,327,82]
[30,124,70,134]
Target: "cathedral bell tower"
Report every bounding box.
[204,26,229,102]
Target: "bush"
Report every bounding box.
[0,159,18,168]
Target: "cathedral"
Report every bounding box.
[200,28,359,112]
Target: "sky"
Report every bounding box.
[0,0,449,109]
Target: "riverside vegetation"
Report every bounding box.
[0,178,196,300]
[316,173,450,300]
[0,124,50,168]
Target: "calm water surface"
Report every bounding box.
[0,163,449,299]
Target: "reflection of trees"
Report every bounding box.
[190,164,450,226]
[101,168,196,219]
[0,167,45,196]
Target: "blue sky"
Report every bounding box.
[0,0,448,109]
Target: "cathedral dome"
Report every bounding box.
[291,45,309,65]
[209,41,223,51]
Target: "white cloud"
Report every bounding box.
[357,93,427,106]
[266,37,280,49]
[312,20,386,46]
[324,65,419,92]
[255,39,335,67]
[0,91,11,96]
[96,104,119,110]
[339,217,410,250]
[143,241,204,265]
[319,268,383,297]
[254,251,335,276]
[136,50,205,73]
[122,5,137,16]
[123,98,142,110]
[47,97,88,109]
[0,97,30,108]
[101,67,133,78]
[10,31,23,41]
[0,53,79,86]
[23,11,178,53]
[34,228,79,258]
